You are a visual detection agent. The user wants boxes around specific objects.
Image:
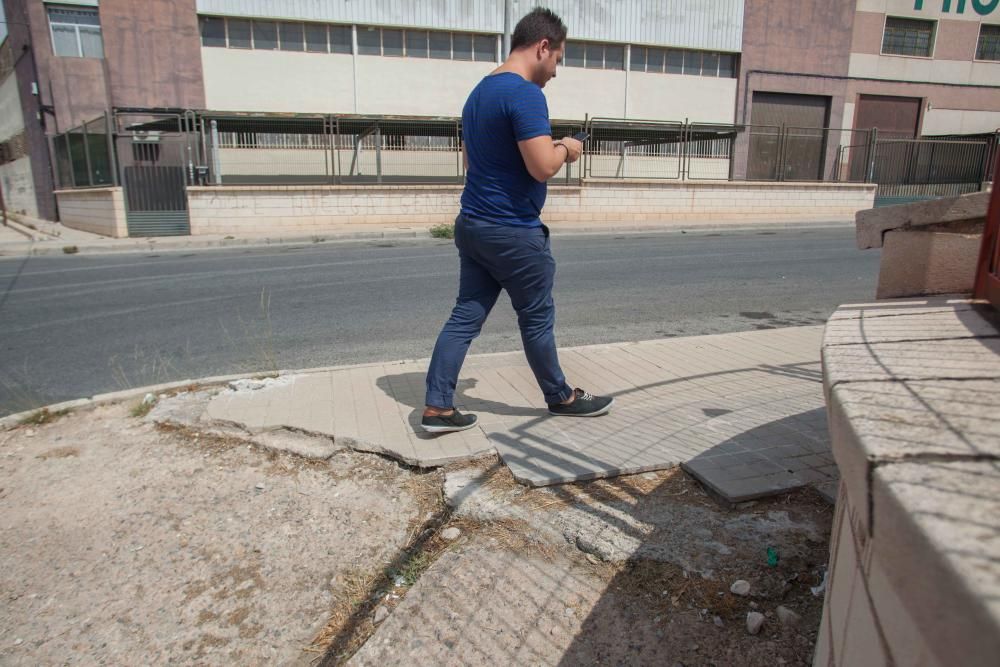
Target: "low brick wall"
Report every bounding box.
[186,181,876,236]
[54,188,128,238]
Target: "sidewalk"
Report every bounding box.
[0,326,836,665]
[0,215,853,257]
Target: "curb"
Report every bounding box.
[0,356,423,429]
[0,218,855,258]
[0,325,829,429]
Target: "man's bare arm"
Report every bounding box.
[518,136,582,182]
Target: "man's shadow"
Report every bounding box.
[375,372,545,434]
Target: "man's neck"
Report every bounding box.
[492,51,534,83]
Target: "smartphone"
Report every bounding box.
[572,131,590,143]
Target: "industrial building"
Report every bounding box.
[0,0,997,231]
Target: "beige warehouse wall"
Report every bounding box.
[545,67,626,120]
[922,109,1000,135]
[201,47,736,124]
[202,49,356,113]
[355,56,494,116]
[627,73,737,123]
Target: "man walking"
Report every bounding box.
[421,8,614,434]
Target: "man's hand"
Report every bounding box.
[556,137,583,164]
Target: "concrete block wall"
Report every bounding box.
[816,299,1000,667]
[187,181,876,236]
[54,188,129,238]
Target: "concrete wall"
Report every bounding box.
[202,46,738,122]
[738,0,856,126]
[3,1,56,220]
[846,1,1000,135]
[203,49,356,113]
[101,0,206,111]
[740,0,1000,138]
[817,296,1000,667]
[355,56,492,117]
[0,72,24,140]
[626,72,737,124]
[186,181,875,235]
[0,39,35,217]
[24,0,206,131]
[54,187,129,237]
[0,156,39,217]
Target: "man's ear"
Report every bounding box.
[537,38,550,60]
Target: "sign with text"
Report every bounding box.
[914,0,998,15]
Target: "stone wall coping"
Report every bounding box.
[184,180,876,194]
[54,187,122,195]
[583,178,877,190]
[822,296,1000,663]
[855,190,989,250]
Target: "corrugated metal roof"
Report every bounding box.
[195,0,504,33]
[534,0,743,52]
[196,0,744,51]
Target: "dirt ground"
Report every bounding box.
[349,462,832,667]
[0,401,436,665]
[0,393,833,666]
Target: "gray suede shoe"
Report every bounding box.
[548,388,614,417]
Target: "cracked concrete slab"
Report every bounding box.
[191,328,833,498]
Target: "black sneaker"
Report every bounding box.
[548,388,614,417]
[420,409,478,434]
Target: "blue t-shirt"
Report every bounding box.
[460,72,551,227]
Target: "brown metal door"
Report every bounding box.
[855,95,921,138]
[750,92,830,180]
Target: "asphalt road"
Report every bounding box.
[0,226,879,416]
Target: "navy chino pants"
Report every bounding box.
[425,213,574,409]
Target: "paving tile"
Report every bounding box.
[205,328,833,495]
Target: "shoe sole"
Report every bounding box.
[420,421,478,434]
[548,398,615,418]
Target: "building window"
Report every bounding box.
[253,20,278,50]
[226,18,251,48]
[629,45,735,78]
[407,30,429,57]
[48,5,103,58]
[200,16,226,48]
[563,41,625,70]
[382,29,404,57]
[330,26,352,54]
[196,16,497,62]
[977,24,1000,61]
[882,17,935,57]
[357,26,381,55]
[305,23,328,53]
[429,32,451,59]
[278,22,305,52]
[452,33,473,61]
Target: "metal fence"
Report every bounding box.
[50,110,997,201]
[586,118,877,183]
[204,115,470,185]
[201,114,586,186]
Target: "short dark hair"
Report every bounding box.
[510,7,567,52]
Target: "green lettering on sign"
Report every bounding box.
[915,0,996,12]
[973,0,999,14]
